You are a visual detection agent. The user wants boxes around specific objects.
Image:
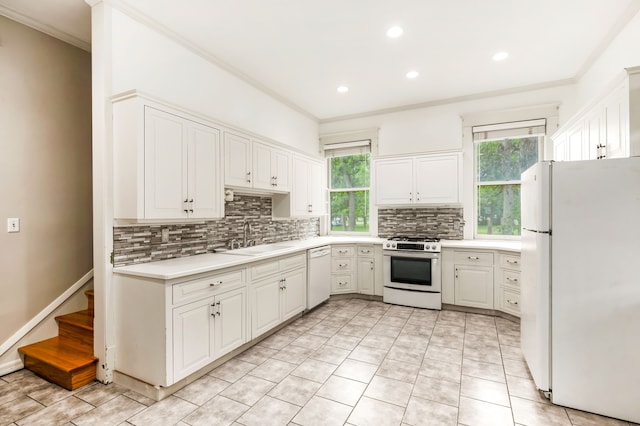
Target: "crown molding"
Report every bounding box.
[319,78,576,124]
[0,4,91,51]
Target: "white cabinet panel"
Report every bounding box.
[375,158,413,205]
[189,123,223,218]
[173,296,215,382]
[214,287,246,358]
[282,268,306,321]
[414,154,460,204]
[251,278,282,338]
[357,257,374,295]
[250,141,292,192]
[375,153,461,205]
[454,265,494,310]
[273,155,324,218]
[224,132,252,188]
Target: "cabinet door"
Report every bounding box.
[272,149,291,192]
[308,160,324,215]
[173,296,215,382]
[187,122,222,218]
[585,109,603,160]
[454,265,494,309]
[603,86,628,158]
[375,158,413,205]
[567,123,585,161]
[214,287,246,358]
[414,154,461,204]
[251,278,282,338]
[291,157,311,216]
[553,134,568,161]
[224,132,252,187]
[282,268,306,321]
[144,107,188,219]
[357,257,374,295]
[252,142,274,190]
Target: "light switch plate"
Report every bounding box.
[7,218,20,233]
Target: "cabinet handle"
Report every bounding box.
[370,261,374,270]
[506,277,519,283]
[189,199,194,213]
[416,191,420,201]
[246,171,251,183]
[339,281,347,286]
[468,256,480,260]
[308,204,312,213]
[210,281,222,287]
[506,259,519,264]
[506,299,519,306]
[216,301,221,316]
[271,176,277,186]
[409,191,412,202]
[361,249,371,254]
[339,263,347,268]
[339,250,347,254]
[183,198,189,213]
[455,268,458,279]
[210,303,215,317]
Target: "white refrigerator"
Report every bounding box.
[520,157,640,423]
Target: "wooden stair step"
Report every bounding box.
[85,290,94,317]
[56,310,94,347]
[18,337,97,390]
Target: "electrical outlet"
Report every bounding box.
[7,218,20,233]
[161,228,169,243]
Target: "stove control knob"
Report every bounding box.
[431,245,436,250]
[385,243,390,248]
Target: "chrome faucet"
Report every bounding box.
[242,221,253,247]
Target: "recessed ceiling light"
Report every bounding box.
[492,51,509,61]
[406,70,419,79]
[386,26,404,38]
[337,85,349,93]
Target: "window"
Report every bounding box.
[326,143,370,233]
[474,120,544,238]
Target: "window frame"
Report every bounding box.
[326,152,372,235]
[473,134,544,240]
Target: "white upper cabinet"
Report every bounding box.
[553,67,639,161]
[273,155,324,218]
[223,132,291,193]
[374,153,462,206]
[113,94,223,220]
[224,132,252,188]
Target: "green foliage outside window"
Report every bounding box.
[476,137,538,237]
[329,154,370,233]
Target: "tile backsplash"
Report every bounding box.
[377,207,464,239]
[113,194,319,267]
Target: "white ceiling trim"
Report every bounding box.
[574,0,640,80]
[0,4,90,51]
[319,78,576,124]
[105,0,318,122]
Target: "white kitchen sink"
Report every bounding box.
[225,243,298,256]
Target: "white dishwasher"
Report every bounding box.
[307,246,331,309]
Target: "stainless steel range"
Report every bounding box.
[383,236,442,310]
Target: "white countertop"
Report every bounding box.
[113,236,384,280]
[441,239,521,252]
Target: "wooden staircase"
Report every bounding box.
[18,290,98,390]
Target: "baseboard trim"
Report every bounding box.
[0,358,24,376]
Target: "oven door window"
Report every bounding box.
[390,256,431,286]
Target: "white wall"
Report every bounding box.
[110,9,319,155]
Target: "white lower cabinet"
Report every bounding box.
[249,253,307,338]
[173,287,246,382]
[329,244,382,296]
[442,248,520,316]
[454,265,494,310]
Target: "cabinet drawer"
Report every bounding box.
[250,261,280,281]
[173,269,244,305]
[279,253,306,272]
[332,258,353,273]
[332,246,355,257]
[331,274,354,293]
[502,270,521,288]
[357,245,375,256]
[501,287,520,317]
[454,250,493,266]
[500,254,521,270]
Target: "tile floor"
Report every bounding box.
[0,298,636,426]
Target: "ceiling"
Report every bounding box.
[1,0,639,121]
